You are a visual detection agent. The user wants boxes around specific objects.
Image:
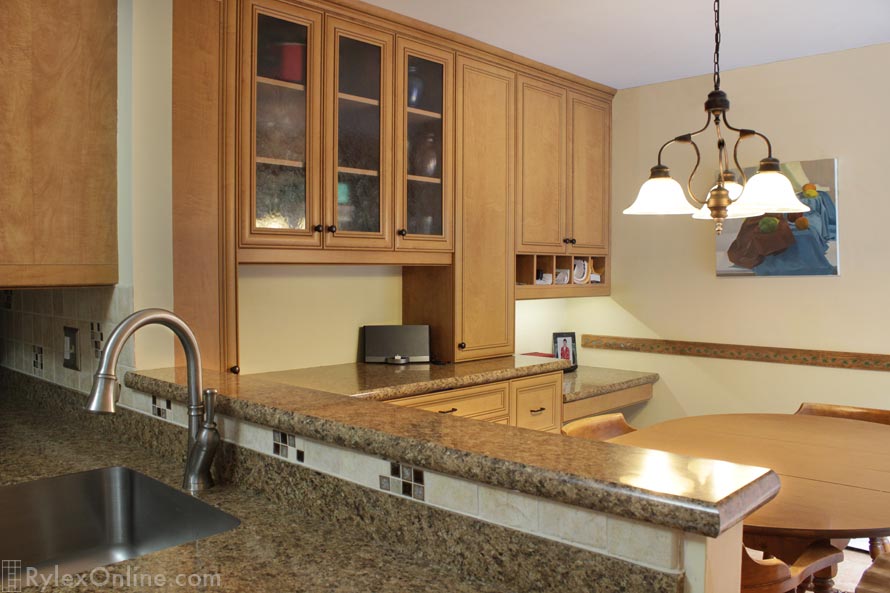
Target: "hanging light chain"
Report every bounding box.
[713,0,721,91]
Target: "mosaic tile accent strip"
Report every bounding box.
[272,429,304,461]
[582,334,890,373]
[151,395,171,419]
[381,462,425,501]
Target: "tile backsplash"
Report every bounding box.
[0,286,133,393]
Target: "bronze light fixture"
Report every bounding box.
[623,0,809,234]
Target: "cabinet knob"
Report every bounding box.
[327,225,338,233]
[313,224,324,233]
[569,238,577,245]
[397,228,408,237]
[230,365,240,375]
[458,342,466,350]
[563,238,571,244]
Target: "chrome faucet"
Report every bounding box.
[86,308,220,491]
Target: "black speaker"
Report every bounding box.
[363,325,430,364]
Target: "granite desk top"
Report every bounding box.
[563,366,660,404]
[0,395,508,593]
[251,355,571,401]
[127,367,780,538]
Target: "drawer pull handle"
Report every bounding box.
[530,407,546,415]
[438,407,458,414]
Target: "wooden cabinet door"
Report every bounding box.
[567,92,610,255]
[239,0,323,248]
[0,0,117,287]
[394,37,454,252]
[510,372,562,433]
[323,17,393,250]
[454,56,515,361]
[515,76,567,254]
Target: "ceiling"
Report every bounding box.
[363,0,890,89]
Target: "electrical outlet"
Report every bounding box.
[63,326,80,371]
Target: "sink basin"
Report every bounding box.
[0,467,240,577]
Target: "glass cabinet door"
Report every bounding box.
[324,18,393,249]
[394,39,453,251]
[241,1,322,248]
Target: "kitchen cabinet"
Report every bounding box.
[323,18,393,249]
[173,0,614,371]
[394,38,454,252]
[402,56,515,363]
[390,372,562,432]
[390,381,509,423]
[515,75,567,254]
[513,87,611,299]
[567,91,610,254]
[239,0,323,249]
[0,0,117,288]
[510,373,562,433]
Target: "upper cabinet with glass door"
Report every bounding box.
[324,19,393,249]
[394,39,453,251]
[240,0,323,248]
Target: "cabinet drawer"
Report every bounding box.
[393,382,509,420]
[510,373,562,432]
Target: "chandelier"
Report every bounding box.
[622,0,809,234]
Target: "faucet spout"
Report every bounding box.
[86,308,218,491]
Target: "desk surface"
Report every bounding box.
[612,413,890,538]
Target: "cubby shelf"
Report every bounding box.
[515,253,608,300]
[406,174,441,184]
[338,166,378,176]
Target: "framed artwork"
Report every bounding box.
[716,158,839,277]
[552,332,578,372]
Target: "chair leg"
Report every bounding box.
[869,536,890,560]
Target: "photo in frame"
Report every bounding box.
[552,332,578,372]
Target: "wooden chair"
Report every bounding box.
[742,544,844,593]
[796,402,890,558]
[856,552,890,593]
[796,402,890,426]
[561,412,636,441]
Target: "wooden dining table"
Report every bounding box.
[611,413,890,593]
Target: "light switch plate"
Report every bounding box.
[63,326,80,371]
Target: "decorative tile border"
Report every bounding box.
[582,334,890,373]
[117,388,683,573]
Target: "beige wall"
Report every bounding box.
[566,43,890,426]
[128,0,175,370]
[238,265,403,373]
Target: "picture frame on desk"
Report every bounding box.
[552,332,578,372]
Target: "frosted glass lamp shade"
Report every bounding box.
[734,170,810,214]
[624,177,698,215]
[719,180,744,201]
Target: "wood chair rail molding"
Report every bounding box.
[581,335,890,373]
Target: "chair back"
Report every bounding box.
[856,553,890,593]
[561,413,636,441]
[795,402,890,426]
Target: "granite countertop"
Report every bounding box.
[127,367,780,538]
[563,366,660,403]
[0,395,507,593]
[250,355,570,401]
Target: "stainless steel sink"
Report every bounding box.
[0,467,240,577]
